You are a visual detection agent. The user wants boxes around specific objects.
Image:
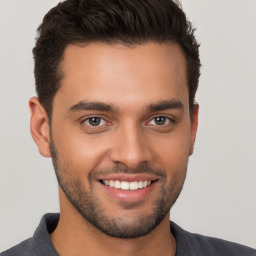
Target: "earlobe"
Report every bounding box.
[189,103,199,156]
[29,97,51,157]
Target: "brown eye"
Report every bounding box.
[84,117,106,126]
[149,116,170,126]
[155,117,167,125]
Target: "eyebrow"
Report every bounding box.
[146,99,184,112]
[68,101,118,113]
[68,99,184,114]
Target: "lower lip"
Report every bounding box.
[99,181,157,202]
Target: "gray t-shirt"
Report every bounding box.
[1,213,256,256]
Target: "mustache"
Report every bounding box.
[89,163,167,180]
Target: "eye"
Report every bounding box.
[148,116,171,126]
[84,117,107,127]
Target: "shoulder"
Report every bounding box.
[1,213,59,256]
[171,222,256,256]
[0,238,34,256]
[191,233,256,256]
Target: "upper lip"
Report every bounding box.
[97,174,159,182]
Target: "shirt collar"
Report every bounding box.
[33,213,191,256]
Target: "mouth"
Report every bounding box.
[97,175,158,202]
[100,179,154,190]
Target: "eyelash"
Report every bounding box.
[83,117,107,127]
[80,116,110,131]
[81,115,175,130]
[147,116,172,126]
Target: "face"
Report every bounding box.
[31,42,198,238]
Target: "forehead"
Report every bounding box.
[55,42,188,112]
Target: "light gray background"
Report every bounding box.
[0,0,255,251]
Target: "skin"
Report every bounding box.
[29,42,198,256]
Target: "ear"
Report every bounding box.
[189,103,199,156]
[29,97,51,157]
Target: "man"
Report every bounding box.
[1,0,255,255]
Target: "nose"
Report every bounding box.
[109,124,153,169]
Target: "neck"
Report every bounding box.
[50,190,176,256]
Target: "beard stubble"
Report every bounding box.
[50,139,187,238]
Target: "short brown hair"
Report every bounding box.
[33,0,201,118]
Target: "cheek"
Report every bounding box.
[52,123,110,176]
[152,128,191,174]
[52,115,192,178]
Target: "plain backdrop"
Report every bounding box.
[0,0,255,251]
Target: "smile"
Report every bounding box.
[102,180,152,190]
[98,174,158,202]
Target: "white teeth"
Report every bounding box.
[109,180,114,187]
[114,180,121,189]
[130,182,139,190]
[102,180,153,190]
[103,180,109,186]
[121,181,130,190]
[138,181,144,189]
